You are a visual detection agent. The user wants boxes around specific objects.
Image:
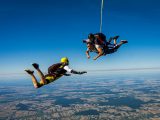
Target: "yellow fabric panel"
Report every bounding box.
[45,74,63,83]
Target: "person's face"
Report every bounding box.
[87,43,94,50]
[89,37,94,41]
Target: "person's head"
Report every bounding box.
[60,57,69,65]
[88,33,95,40]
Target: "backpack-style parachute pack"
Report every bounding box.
[48,63,63,74]
[94,33,107,45]
[95,33,106,41]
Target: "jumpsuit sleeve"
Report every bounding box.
[63,66,72,73]
[64,66,87,74]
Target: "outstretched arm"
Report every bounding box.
[86,50,90,59]
[63,66,87,75]
[63,73,71,76]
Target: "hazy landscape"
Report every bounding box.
[0,70,160,120]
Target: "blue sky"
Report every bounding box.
[0,0,160,75]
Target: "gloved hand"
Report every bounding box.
[79,71,87,74]
[71,70,87,75]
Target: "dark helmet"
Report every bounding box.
[88,33,94,39]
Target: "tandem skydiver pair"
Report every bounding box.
[83,33,128,60]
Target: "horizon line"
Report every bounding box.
[0,67,160,76]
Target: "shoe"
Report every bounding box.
[32,63,39,69]
[25,69,34,74]
[112,35,119,40]
[121,40,128,44]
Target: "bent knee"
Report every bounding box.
[34,84,39,88]
[33,84,43,89]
